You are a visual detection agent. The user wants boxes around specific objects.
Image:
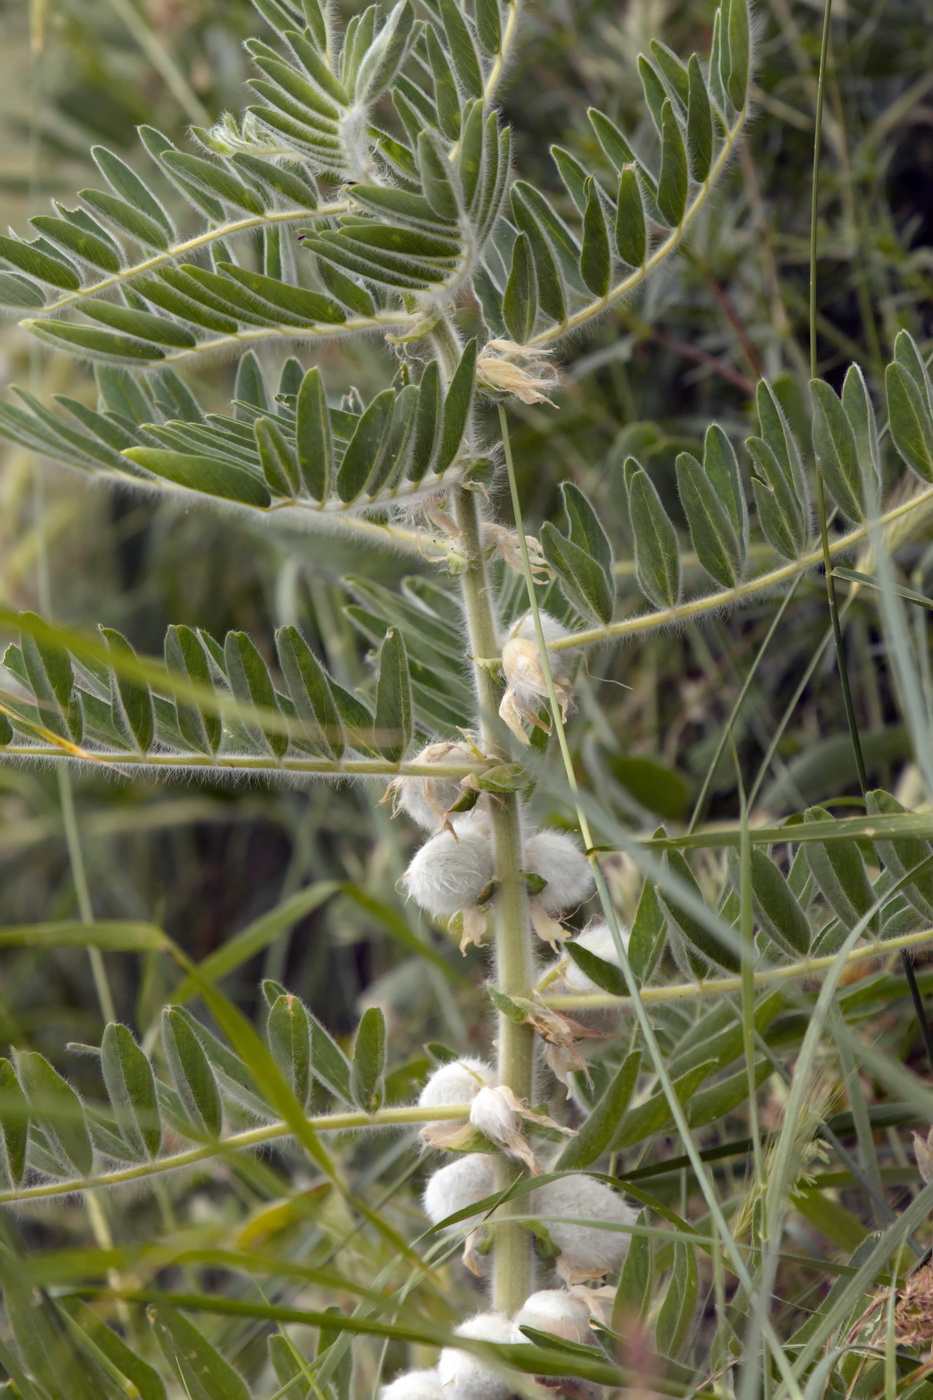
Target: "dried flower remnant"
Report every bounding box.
[481,522,552,581]
[437,1312,517,1400]
[889,1261,933,1348]
[404,826,496,951]
[499,612,577,746]
[532,1175,637,1284]
[379,1370,444,1400]
[476,339,560,405]
[468,1083,573,1171]
[524,830,595,944]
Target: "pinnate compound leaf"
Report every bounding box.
[150,1306,249,1400]
[557,1050,641,1169]
[100,1023,161,1160]
[675,451,742,587]
[374,628,412,763]
[161,1007,223,1138]
[626,465,682,610]
[351,1007,387,1111]
[17,1050,94,1177]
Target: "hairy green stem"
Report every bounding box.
[543,922,933,1008]
[453,483,535,1315]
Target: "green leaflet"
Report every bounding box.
[267,995,313,1107]
[123,448,271,508]
[867,789,933,924]
[60,1299,168,1400]
[540,520,615,626]
[17,1050,94,1177]
[161,1008,223,1138]
[29,215,121,273]
[613,1210,652,1323]
[611,1060,716,1149]
[0,1059,29,1188]
[23,318,166,365]
[580,178,612,297]
[150,1306,249,1400]
[351,1007,387,1111]
[100,1023,162,1160]
[661,849,739,974]
[803,806,875,931]
[886,359,933,482]
[374,628,413,763]
[675,450,743,588]
[626,464,682,610]
[656,100,688,226]
[100,626,154,753]
[164,624,222,756]
[685,55,713,181]
[275,625,343,759]
[557,1050,641,1168]
[503,231,537,344]
[224,631,287,760]
[0,233,80,288]
[255,415,299,496]
[564,940,626,996]
[748,847,811,957]
[161,152,265,214]
[810,378,863,521]
[615,166,647,267]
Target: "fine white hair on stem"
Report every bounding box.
[437,1312,517,1400]
[422,1152,497,1227]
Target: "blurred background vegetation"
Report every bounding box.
[2,0,933,1352]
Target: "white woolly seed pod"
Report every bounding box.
[422,1153,497,1227]
[379,1369,443,1400]
[513,1289,592,1345]
[499,611,578,745]
[510,610,577,664]
[404,827,495,918]
[418,1057,494,1111]
[524,830,595,915]
[393,740,487,833]
[532,1175,636,1282]
[437,1312,517,1400]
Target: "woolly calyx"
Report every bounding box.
[523,830,595,944]
[437,1312,517,1400]
[531,1175,637,1284]
[403,826,495,951]
[422,1153,497,1227]
[379,1370,443,1400]
[499,611,577,746]
[418,1057,495,1151]
[387,739,488,834]
[513,1289,593,1346]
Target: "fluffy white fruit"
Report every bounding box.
[404,827,495,918]
[418,1058,494,1110]
[524,831,595,915]
[513,1289,592,1345]
[437,1312,517,1400]
[532,1175,636,1282]
[499,611,577,745]
[422,1153,497,1227]
[379,1370,443,1400]
[391,740,488,833]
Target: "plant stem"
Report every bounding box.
[453,482,535,1315]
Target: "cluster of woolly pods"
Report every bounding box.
[499,611,578,746]
[380,1286,615,1400]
